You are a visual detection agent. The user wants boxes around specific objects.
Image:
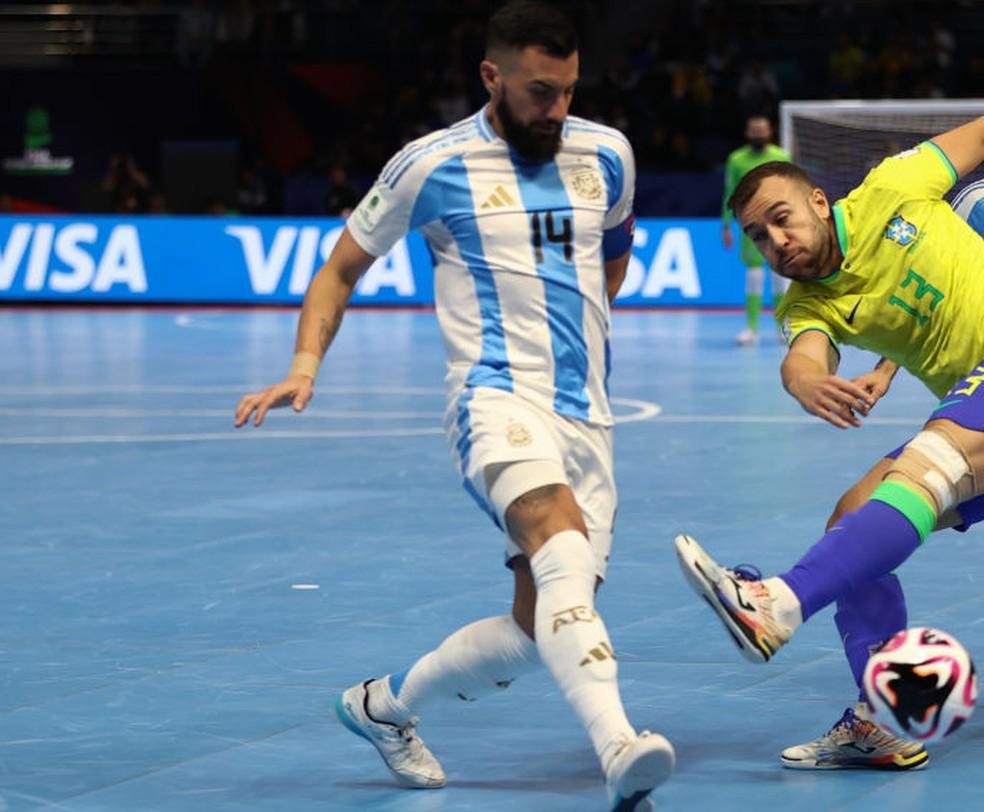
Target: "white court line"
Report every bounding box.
[0,385,444,396]
[0,427,448,445]
[0,398,662,422]
[610,397,661,423]
[0,408,442,419]
[0,412,923,447]
[0,397,662,445]
[653,414,921,426]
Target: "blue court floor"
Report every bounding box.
[1,308,981,812]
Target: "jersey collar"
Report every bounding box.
[832,202,849,257]
[817,202,850,285]
[476,105,499,142]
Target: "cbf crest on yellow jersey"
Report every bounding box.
[776,142,984,398]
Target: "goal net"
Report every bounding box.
[780,99,984,204]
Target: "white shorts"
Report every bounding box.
[445,386,616,578]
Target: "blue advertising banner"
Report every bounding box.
[0,215,755,306]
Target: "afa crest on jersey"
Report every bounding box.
[885,215,918,247]
[569,167,604,201]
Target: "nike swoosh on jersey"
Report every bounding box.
[845,298,862,325]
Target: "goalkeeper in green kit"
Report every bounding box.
[722,114,791,345]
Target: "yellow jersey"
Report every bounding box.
[776,142,984,398]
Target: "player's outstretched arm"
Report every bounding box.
[851,357,899,410]
[234,228,376,428]
[932,116,984,179]
[781,330,874,429]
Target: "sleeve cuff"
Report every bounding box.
[603,215,635,260]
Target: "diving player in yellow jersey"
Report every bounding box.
[774,141,984,403]
[672,115,984,770]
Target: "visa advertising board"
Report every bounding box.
[0,216,753,306]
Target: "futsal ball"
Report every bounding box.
[863,626,978,743]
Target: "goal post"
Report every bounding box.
[779,99,984,203]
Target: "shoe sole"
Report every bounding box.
[334,690,446,789]
[780,752,929,771]
[673,534,767,664]
[610,736,675,812]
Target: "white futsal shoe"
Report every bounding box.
[335,680,446,788]
[605,731,676,811]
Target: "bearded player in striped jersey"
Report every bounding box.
[674,116,984,772]
[234,2,673,809]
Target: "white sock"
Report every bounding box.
[763,576,803,630]
[367,614,540,724]
[529,530,636,773]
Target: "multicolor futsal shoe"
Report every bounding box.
[780,705,929,771]
[673,534,792,663]
[335,680,446,788]
[605,731,676,812]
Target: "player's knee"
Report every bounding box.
[485,459,584,552]
[827,484,868,530]
[505,484,587,554]
[884,424,979,516]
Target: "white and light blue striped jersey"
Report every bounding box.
[346,106,636,426]
[952,178,984,237]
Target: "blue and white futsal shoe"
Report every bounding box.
[605,731,676,811]
[335,680,446,788]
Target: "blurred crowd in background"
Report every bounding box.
[1,0,982,216]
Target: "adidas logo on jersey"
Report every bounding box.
[480,185,517,209]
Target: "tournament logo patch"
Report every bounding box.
[569,167,604,201]
[885,215,917,247]
[355,185,389,232]
[780,317,793,345]
[505,421,533,447]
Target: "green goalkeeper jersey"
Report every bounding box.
[723,143,792,266]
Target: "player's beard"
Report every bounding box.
[496,88,562,162]
[789,213,839,280]
[748,137,768,151]
[813,216,841,278]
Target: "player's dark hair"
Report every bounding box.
[728,161,817,216]
[486,1,578,58]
